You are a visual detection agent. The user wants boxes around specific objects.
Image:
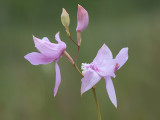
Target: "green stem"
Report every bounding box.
[73,63,83,77]
[63,51,102,120]
[92,87,101,120]
[75,46,80,63]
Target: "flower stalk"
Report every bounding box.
[92,87,101,120]
[63,50,102,120]
[66,32,79,47]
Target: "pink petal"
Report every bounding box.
[81,69,101,95]
[115,47,128,69]
[55,32,61,42]
[24,52,54,65]
[97,59,116,77]
[33,35,65,58]
[42,37,50,42]
[54,61,61,96]
[105,77,117,108]
[93,44,113,64]
[92,44,115,77]
[76,5,89,32]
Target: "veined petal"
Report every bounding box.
[93,44,113,65]
[81,69,101,95]
[105,77,117,108]
[33,35,65,58]
[115,47,128,69]
[24,52,54,65]
[54,61,61,96]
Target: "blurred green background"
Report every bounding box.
[0,0,160,120]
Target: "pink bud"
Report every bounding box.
[76,5,89,32]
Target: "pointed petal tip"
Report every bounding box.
[122,47,128,51]
[32,35,37,39]
[24,55,30,61]
[78,4,81,7]
[54,90,57,97]
[103,43,107,46]
[32,35,38,42]
[111,96,117,108]
[56,31,60,35]
[81,91,83,96]
[78,4,87,13]
[81,89,85,96]
[115,103,117,108]
[113,101,117,108]
[23,54,27,59]
[102,43,110,50]
[55,32,61,42]
[123,47,129,51]
[32,35,35,39]
[78,4,84,10]
[81,87,84,96]
[102,44,107,49]
[54,86,58,97]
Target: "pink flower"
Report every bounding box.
[76,4,89,32]
[24,32,66,96]
[81,44,128,107]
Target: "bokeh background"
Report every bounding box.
[0,0,160,120]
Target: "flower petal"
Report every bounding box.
[115,47,128,69]
[76,4,89,32]
[97,59,116,77]
[33,36,56,55]
[55,32,61,42]
[33,35,65,58]
[81,69,101,95]
[105,77,117,108]
[93,44,113,64]
[42,37,50,42]
[24,52,54,65]
[54,61,61,96]
[92,44,115,77]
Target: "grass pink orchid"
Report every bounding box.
[81,44,128,107]
[24,32,66,96]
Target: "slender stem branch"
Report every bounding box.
[73,63,83,77]
[63,51,102,120]
[66,28,79,47]
[92,87,102,120]
[75,32,81,63]
[68,35,79,47]
[75,46,80,63]
[65,28,80,63]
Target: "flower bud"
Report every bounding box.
[76,4,89,32]
[61,8,70,28]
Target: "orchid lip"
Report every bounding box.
[81,63,102,75]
